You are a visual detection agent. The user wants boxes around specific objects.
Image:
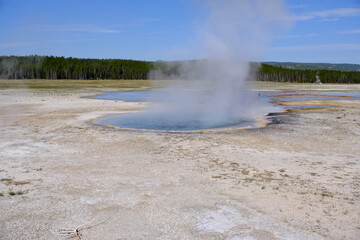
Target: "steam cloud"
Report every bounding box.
[114,0,291,130]
[0,58,19,79]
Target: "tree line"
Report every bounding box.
[0,55,151,80]
[1,55,360,83]
[256,64,360,84]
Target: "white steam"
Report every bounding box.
[134,0,291,130]
[0,58,19,79]
[198,0,290,60]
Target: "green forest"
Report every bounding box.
[264,62,360,71]
[1,55,360,83]
[0,56,151,80]
[256,64,360,84]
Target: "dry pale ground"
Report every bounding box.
[0,82,359,240]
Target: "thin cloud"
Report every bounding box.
[62,26,120,34]
[31,24,120,34]
[291,15,313,21]
[271,44,360,51]
[320,18,339,22]
[311,8,360,18]
[0,38,95,47]
[274,33,318,39]
[52,38,96,43]
[0,42,33,47]
[293,7,360,21]
[111,18,159,28]
[338,29,360,34]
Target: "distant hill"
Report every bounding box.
[263,62,360,72]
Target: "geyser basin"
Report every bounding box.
[92,90,283,132]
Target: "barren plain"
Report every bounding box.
[0,80,359,239]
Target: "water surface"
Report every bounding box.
[91,90,359,132]
[92,90,283,131]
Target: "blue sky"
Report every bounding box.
[0,0,359,63]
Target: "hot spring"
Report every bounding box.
[87,0,293,132]
[90,90,283,132]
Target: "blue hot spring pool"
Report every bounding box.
[89,90,360,131]
[89,90,285,132]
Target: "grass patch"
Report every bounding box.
[230,162,239,168]
[280,173,290,178]
[2,180,30,185]
[212,175,222,179]
[321,193,333,197]
[244,177,255,183]
[8,191,24,196]
[0,178,13,182]
[321,190,334,197]
[0,193,3,197]
[0,79,169,90]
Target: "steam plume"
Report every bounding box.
[137,0,291,130]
